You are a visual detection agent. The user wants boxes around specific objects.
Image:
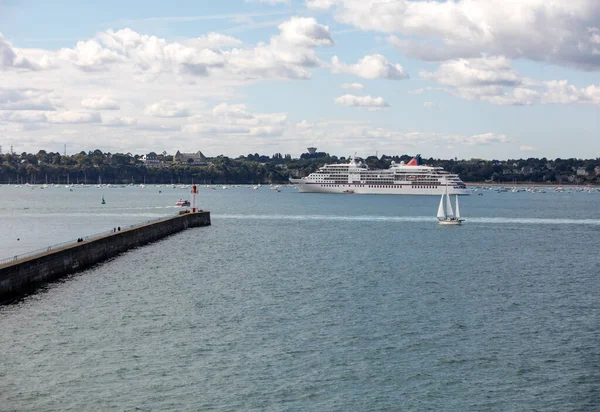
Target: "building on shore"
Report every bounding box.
[141,152,168,168]
[174,150,207,166]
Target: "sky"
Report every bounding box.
[0,0,599,160]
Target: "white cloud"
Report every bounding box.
[46,111,102,124]
[103,117,138,127]
[0,33,39,70]
[0,111,47,123]
[54,18,333,81]
[182,124,250,134]
[331,54,408,80]
[246,0,289,4]
[81,97,120,110]
[296,120,313,129]
[420,56,521,87]
[21,123,50,131]
[135,122,180,131]
[184,102,287,138]
[341,82,364,90]
[289,118,512,154]
[224,17,333,80]
[334,94,389,109]
[145,100,191,117]
[421,56,600,105]
[423,102,439,110]
[278,17,333,47]
[212,102,254,119]
[387,35,481,62]
[306,0,338,9]
[0,88,59,110]
[58,38,123,72]
[520,145,535,152]
[250,126,285,136]
[461,133,509,145]
[58,28,222,75]
[211,103,287,125]
[541,80,600,104]
[0,34,18,68]
[310,0,600,70]
[188,33,243,49]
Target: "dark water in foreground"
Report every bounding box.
[1,186,599,410]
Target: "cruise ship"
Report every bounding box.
[289,155,469,195]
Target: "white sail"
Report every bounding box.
[445,185,454,217]
[455,195,461,219]
[437,194,446,219]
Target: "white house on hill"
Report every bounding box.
[141,152,168,168]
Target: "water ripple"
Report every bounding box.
[214,213,600,225]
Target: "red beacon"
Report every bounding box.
[191,184,198,213]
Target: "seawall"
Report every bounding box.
[0,211,210,304]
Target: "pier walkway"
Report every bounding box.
[0,211,210,303]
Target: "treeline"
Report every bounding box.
[1,149,599,184]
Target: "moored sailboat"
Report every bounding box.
[437,185,464,225]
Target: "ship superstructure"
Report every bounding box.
[289,155,469,195]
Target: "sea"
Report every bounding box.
[0,184,599,411]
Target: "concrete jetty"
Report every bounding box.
[0,211,210,304]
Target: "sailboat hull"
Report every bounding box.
[438,219,464,226]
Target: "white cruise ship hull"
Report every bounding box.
[290,180,470,195]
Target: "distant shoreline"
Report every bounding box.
[466,182,599,187]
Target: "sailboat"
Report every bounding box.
[437,185,464,225]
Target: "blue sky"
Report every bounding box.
[1,0,599,159]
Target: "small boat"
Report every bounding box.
[437,185,464,225]
[101,195,106,205]
[175,199,190,207]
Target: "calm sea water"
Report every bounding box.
[0,185,599,411]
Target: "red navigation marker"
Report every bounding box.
[191,184,197,213]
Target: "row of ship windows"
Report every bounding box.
[320,175,448,180]
[319,184,398,188]
[413,185,460,189]
[317,178,443,183]
[317,173,445,178]
[317,184,460,189]
[316,181,444,186]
